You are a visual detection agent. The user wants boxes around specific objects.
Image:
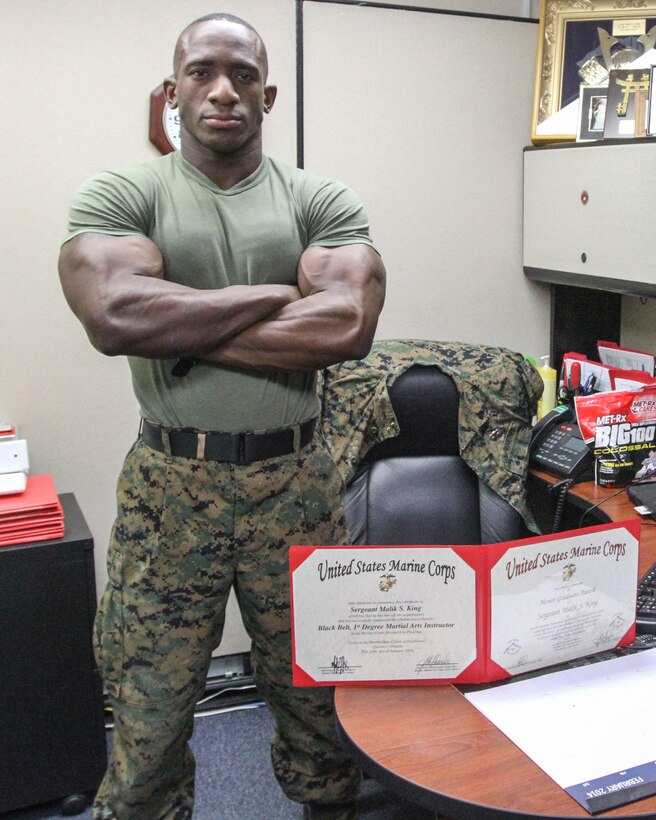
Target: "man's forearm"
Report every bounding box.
[201,244,386,372]
[91,279,302,359]
[201,282,382,372]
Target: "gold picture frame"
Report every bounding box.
[532,0,656,144]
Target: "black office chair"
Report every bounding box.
[343,365,532,546]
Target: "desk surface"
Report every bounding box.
[335,476,656,819]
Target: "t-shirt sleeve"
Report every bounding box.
[305,178,375,249]
[63,170,152,244]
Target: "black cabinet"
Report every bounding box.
[0,493,107,814]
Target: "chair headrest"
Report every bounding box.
[360,365,460,463]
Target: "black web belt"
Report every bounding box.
[140,417,317,464]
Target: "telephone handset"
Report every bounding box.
[529,405,594,479]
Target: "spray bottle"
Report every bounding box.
[536,355,557,420]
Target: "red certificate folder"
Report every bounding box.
[290,519,640,686]
[0,474,64,546]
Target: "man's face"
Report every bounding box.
[165,20,276,159]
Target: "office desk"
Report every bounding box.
[335,476,656,819]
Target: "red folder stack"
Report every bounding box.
[0,474,65,546]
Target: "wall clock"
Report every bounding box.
[149,83,180,154]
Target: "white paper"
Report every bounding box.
[465,649,656,788]
[614,377,656,391]
[598,343,655,376]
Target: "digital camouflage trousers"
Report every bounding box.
[92,436,360,819]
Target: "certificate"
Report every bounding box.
[489,527,639,676]
[290,519,640,686]
[291,547,478,684]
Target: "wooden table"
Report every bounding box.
[335,475,656,819]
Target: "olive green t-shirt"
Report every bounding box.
[64,152,375,432]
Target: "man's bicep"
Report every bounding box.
[297,242,386,360]
[58,233,165,329]
[59,233,163,300]
[297,243,386,305]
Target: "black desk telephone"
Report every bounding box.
[529,405,594,479]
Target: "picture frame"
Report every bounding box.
[532,0,656,144]
[576,85,607,142]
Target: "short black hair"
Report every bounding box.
[173,13,268,78]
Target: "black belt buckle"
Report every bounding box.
[241,431,267,463]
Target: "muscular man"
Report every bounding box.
[58,13,385,820]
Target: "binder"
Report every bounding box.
[0,474,64,546]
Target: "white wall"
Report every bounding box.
[303,3,547,357]
[1,0,545,656]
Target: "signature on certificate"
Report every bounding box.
[594,630,615,649]
[331,655,350,674]
[416,653,451,670]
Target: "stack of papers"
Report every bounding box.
[0,474,64,546]
[563,341,656,394]
[464,649,656,814]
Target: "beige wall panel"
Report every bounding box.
[371,0,533,14]
[302,3,550,360]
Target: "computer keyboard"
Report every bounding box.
[637,560,656,634]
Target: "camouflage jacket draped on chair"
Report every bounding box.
[318,339,544,532]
